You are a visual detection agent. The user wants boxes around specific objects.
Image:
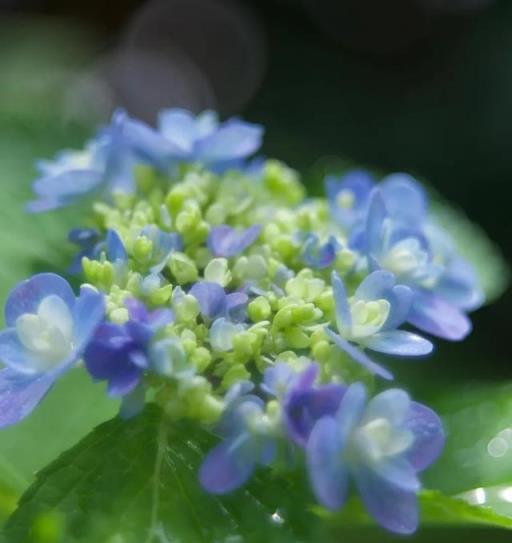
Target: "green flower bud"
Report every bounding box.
[110,307,129,324]
[133,235,153,264]
[190,346,212,372]
[204,258,231,286]
[168,252,199,284]
[221,364,251,390]
[263,160,305,205]
[147,284,173,306]
[248,296,272,322]
[173,293,200,322]
[284,326,310,349]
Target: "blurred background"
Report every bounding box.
[1,0,512,541]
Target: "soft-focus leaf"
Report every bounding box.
[2,405,308,543]
[424,383,512,495]
[316,490,512,530]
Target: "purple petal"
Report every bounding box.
[0,368,56,428]
[353,467,419,534]
[189,282,226,319]
[364,331,433,357]
[373,457,420,492]
[331,271,352,331]
[436,258,484,311]
[199,439,256,494]
[405,402,445,471]
[307,416,349,510]
[208,225,261,258]
[195,120,263,163]
[5,273,75,326]
[302,235,338,269]
[262,363,295,397]
[384,285,413,330]
[408,291,471,341]
[325,328,393,380]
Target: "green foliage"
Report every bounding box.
[3,405,512,543]
[1,406,308,543]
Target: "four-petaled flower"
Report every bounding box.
[326,270,432,380]
[124,109,263,172]
[0,273,105,427]
[306,383,444,534]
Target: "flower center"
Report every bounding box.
[336,189,355,209]
[354,417,414,464]
[381,237,428,278]
[16,295,74,369]
[349,299,390,339]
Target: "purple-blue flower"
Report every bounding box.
[306,383,444,534]
[83,298,173,415]
[27,110,135,213]
[189,282,248,322]
[0,273,105,427]
[302,234,339,269]
[139,225,183,273]
[325,170,376,231]
[326,271,433,380]
[363,186,481,341]
[199,391,277,494]
[207,225,261,258]
[124,109,263,172]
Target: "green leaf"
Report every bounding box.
[424,383,512,496]
[1,405,312,543]
[315,489,512,530]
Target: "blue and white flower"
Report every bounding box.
[0,273,105,427]
[306,383,444,534]
[124,108,263,172]
[326,271,433,380]
[27,110,135,212]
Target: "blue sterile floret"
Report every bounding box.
[0,273,104,427]
[0,107,492,534]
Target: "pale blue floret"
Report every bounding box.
[326,271,433,380]
[0,273,105,427]
[124,108,263,172]
[27,110,135,213]
[362,182,482,341]
[306,383,444,534]
[301,234,340,269]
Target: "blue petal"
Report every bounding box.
[225,292,248,322]
[72,286,106,351]
[408,291,471,341]
[5,273,75,326]
[32,169,103,198]
[306,416,349,510]
[208,225,261,258]
[380,174,427,225]
[331,271,351,332]
[354,270,395,301]
[405,402,445,471]
[335,382,367,440]
[0,368,56,428]
[436,258,484,311]
[364,331,433,356]
[195,120,263,163]
[364,389,410,426]
[383,285,413,330]
[0,329,43,375]
[365,190,387,256]
[353,466,419,534]
[372,457,420,492]
[119,383,146,419]
[189,282,226,319]
[199,438,256,494]
[158,109,201,153]
[106,229,128,262]
[262,363,295,397]
[325,328,393,380]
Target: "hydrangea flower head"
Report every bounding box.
[0,108,495,535]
